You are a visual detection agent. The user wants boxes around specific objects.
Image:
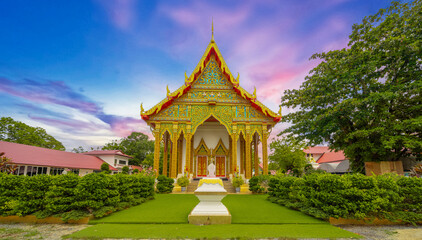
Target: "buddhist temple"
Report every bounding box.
[141,25,281,179]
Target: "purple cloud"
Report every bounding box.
[0,76,149,138]
[95,0,137,31]
[0,77,101,114]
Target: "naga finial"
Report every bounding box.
[185,71,190,84]
[235,72,240,83]
[252,87,257,99]
[278,105,282,116]
[140,103,144,114]
[166,85,171,97]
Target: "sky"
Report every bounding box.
[0,0,392,151]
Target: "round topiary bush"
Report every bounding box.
[232,177,244,188]
[177,176,189,187]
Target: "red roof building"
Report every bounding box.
[304,146,349,173]
[0,141,120,176]
[130,165,143,172]
[304,146,347,163]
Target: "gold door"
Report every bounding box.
[216,156,225,177]
[197,156,207,177]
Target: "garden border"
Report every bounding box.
[0,215,93,224]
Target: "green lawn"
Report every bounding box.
[69,194,361,239]
[223,194,323,224]
[67,223,361,239]
[90,194,199,224]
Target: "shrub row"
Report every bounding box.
[0,172,155,221]
[268,173,422,224]
[249,175,271,193]
[156,175,174,193]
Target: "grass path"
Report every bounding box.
[69,194,361,239]
[68,223,360,239]
[223,194,323,224]
[89,194,199,224]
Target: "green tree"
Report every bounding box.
[71,146,86,153]
[122,165,129,174]
[0,117,65,151]
[100,162,111,174]
[102,132,155,166]
[280,0,422,173]
[0,152,17,173]
[268,137,307,172]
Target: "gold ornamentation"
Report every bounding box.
[212,138,229,156]
[194,138,211,156]
[140,37,280,120]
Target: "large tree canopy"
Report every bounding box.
[102,132,155,166]
[280,0,422,172]
[0,117,65,151]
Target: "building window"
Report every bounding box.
[50,167,65,175]
[25,166,48,176]
[119,160,127,165]
[18,166,25,175]
[50,167,79,175]
[114,159,117,166]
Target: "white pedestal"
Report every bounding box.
[188,178,231,225]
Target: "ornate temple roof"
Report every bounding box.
[141,29,281,123]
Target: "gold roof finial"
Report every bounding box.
[252,86,257,100]
[166,85,171,97]
[211,17,215,43]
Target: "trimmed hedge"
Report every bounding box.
[268,173,422,225]
[156,175,174,193]
[0,172,155,221]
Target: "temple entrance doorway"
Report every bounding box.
[193,119,230,179]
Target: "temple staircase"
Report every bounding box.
[186,179,199,193]
[222,179,236,193]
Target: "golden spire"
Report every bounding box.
[211,17,215,43]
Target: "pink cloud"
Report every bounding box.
[108,117,150,138]
[161,1,251,31]
[223,13,351,111]
[96,0,136,31]
[29,115,104,132]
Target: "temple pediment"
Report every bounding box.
[141,37,281,127]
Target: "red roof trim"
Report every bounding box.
[0,141,117,171]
